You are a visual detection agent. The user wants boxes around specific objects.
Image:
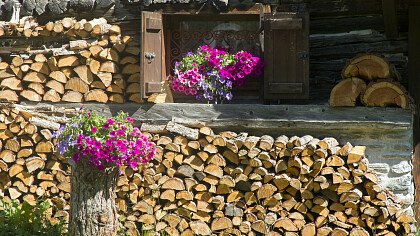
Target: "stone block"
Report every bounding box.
[391,161,412,175]
[368,163,390,174]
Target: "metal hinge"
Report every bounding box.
[298,51,308,60]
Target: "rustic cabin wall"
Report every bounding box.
[109,0,410,103]
[306,0,409,102]
[3,0,411,104]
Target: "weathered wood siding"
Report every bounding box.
[111,0,410,102]
[4,0,411,103]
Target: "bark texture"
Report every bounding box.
[68,159,119,236]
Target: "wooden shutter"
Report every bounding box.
[263,11,309,100]
[141,11,164,99]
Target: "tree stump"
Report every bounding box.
[329,77,366,107]
[68,159,119,236]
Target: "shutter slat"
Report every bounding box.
[268,83,303,93]
[268,18,302,30]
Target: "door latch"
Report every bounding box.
[145,52,156,63]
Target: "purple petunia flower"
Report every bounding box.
[225,92,233,100]
[226,80,233,87]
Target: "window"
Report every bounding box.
[140,8,309,103]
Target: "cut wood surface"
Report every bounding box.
[330,77,366,107]
[362,80,409,109]
[331,53,410,109]
[342,54,391,80]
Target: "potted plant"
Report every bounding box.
[169,45,264,103]
[55,111,156,235]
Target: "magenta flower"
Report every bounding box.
[117,130,125,137]
[91,127,97,133]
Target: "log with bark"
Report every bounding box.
[342,54,392,80]
[362,80,409,109]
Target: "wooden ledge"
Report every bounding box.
[24,102,413,135]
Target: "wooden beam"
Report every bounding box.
[382,0,399,38]
[409,4,420,222]
[409,5,420,142]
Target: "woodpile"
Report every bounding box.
[0,104,414,235]
[0,17,142,103]
[0,104,74,224]
[330,54,409,108]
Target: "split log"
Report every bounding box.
[84,89,108,103]
[28,83,45,95]
[49,71,68,83]
[58,56,79,68]
[20,90,42,102]
[62,91,83,103]
[0,90,19,102]
[99,61,118,73]
[23,72,47,83]
[30,62,50,75]
[46,80,65,94]
[73,65,94,85]
[97,73,112,87]
[65,78,89,94]
[330,77,366,107]
[1,77,23,91]
[44,90,62,102]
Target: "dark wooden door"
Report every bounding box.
[141,11,165,99]
[263,12,309,100]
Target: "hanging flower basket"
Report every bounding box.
[169,45,264,103]
[55,111,156,235]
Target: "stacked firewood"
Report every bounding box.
[1,17,119,39]
[329,54,410,109]
[0,105,415,235]
[0,104,75,224]
[120,122,415,235]
[0,17,141,103]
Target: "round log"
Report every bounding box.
[361,80,409,109]
[342,54,391,80]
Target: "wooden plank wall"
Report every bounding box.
[306,0,409,102]
[34,0,411,104]
[108,2,412,99]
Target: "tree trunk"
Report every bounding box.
[68,159,119,236]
